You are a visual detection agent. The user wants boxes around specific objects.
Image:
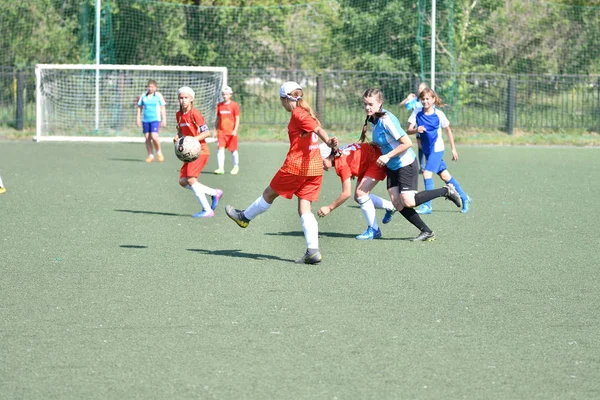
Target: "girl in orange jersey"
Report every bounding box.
[317,142,396,240]
[225,81,338,264]
[174,86,223,218]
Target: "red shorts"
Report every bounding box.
[218,132,238,152]
[359,163,387,182]
[180,154,209,178]
[270,169,323,202]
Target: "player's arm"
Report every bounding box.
[376,135,412,167]
[213,115,219,138]
[160,105,167,127]
[232,115,240,136]
[318,177,352,217]
[313,125,338,148]
[407,122,418,135]
[136,106,142,127]
[445,125,458,161]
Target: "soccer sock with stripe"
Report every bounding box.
[400,207,432,233]
[243,195,271,220]
[232,150,239,166]
[446,176,468,202]
[357,195,378,230]
[369,194,394,210]
[217,148,225,170]
[300,212,319,250]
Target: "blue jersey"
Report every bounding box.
[408,108,449,156]
[370,109,416,171]
[138,92,166,123]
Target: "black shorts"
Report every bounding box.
[386,160,419,192]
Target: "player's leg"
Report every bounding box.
[439,170,470,213]
[417,135,425,174]
[225,185,279,228]
[214,131,226,174]
[0,174,5,194]
[354,176,382,240]
[182,155,218,218]
[295,177,322,264]
[143,126,154,162]
[229,135,239,175]
[390,162,435,241]
[150,122,164,162]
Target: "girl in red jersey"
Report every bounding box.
[174,86,223,218]
[317,142,396,240]
[225,81,338,264]
[213,85,241,175]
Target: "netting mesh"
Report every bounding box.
[37,66,225,138]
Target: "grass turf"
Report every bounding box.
[1,141,599,399]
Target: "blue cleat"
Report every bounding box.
[192,209,215,218]
[382,208,396,224]
[356,226,382,240]
[461,196,472,213]
[211,189,223,210]
[416,204,432,215]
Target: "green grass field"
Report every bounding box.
[1,141,599,399]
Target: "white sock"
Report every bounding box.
[232,150,239,166]
[0,175,4,187]
[195,183,216,197]
[243,196,271,220]
[358,195,378,230]
[190,182,211,210]
[300,213,319,250]
[369,193,393,210]
[217,148,225,170]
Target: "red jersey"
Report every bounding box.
[334,142,384,181]
[176,108,210,156]
[281,107,322,177]
[216,100,240,134]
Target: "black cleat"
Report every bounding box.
[295,249,322,264]
[444,183,462,208]
[225,205,250,228]
[412,231,436,242]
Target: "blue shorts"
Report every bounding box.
[143,121,160,134]
[424,151,447,174]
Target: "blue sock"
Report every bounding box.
[423,177,434,208]
[447,177,468,202]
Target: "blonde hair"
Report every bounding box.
[359,88,386,143]
[287,88,320,125]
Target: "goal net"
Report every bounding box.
[35,64,227,142]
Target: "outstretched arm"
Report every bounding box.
[445,125,458,161]
[318,177,352,217]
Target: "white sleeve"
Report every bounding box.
[437,109,450,128]
[407,110,417,125]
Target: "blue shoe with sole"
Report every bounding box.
[356,226,382,240]
[461,196,472,213]
[416,204,432,215]
[382,208,396,224]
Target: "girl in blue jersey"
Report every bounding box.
[407,88,471,214]
[400,82,428,173]
[137,80,167,163]
[360,88,462,241]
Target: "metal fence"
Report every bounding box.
[2,67,599,134]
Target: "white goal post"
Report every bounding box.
[35,64,228,142]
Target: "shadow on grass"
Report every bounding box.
[115,209,188,217]
[187,248,295,263]
[120,245,148,249]
[108,158,145,162]
[265,230,403,241]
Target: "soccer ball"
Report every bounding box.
[174,136,201,162]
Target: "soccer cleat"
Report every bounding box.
[0,187,5,194]
[211,189,223,210]
[295,249,322,264]
[415,204,432,215]
[355,226,382,240]
[444,183,462,208]
[214,168,225,175]
[145,155,155,163]
[382,208,396,224]
[192,209,215,218]
[156,153,165,162]
[461,196,472,213]
[230,165,239,175]
[412,230,436,242]
[225,205,250,228]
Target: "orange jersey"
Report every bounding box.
[216,100,240,134]
[334,142,386,182]
[176,108,210,156]
[280,107,322,177]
